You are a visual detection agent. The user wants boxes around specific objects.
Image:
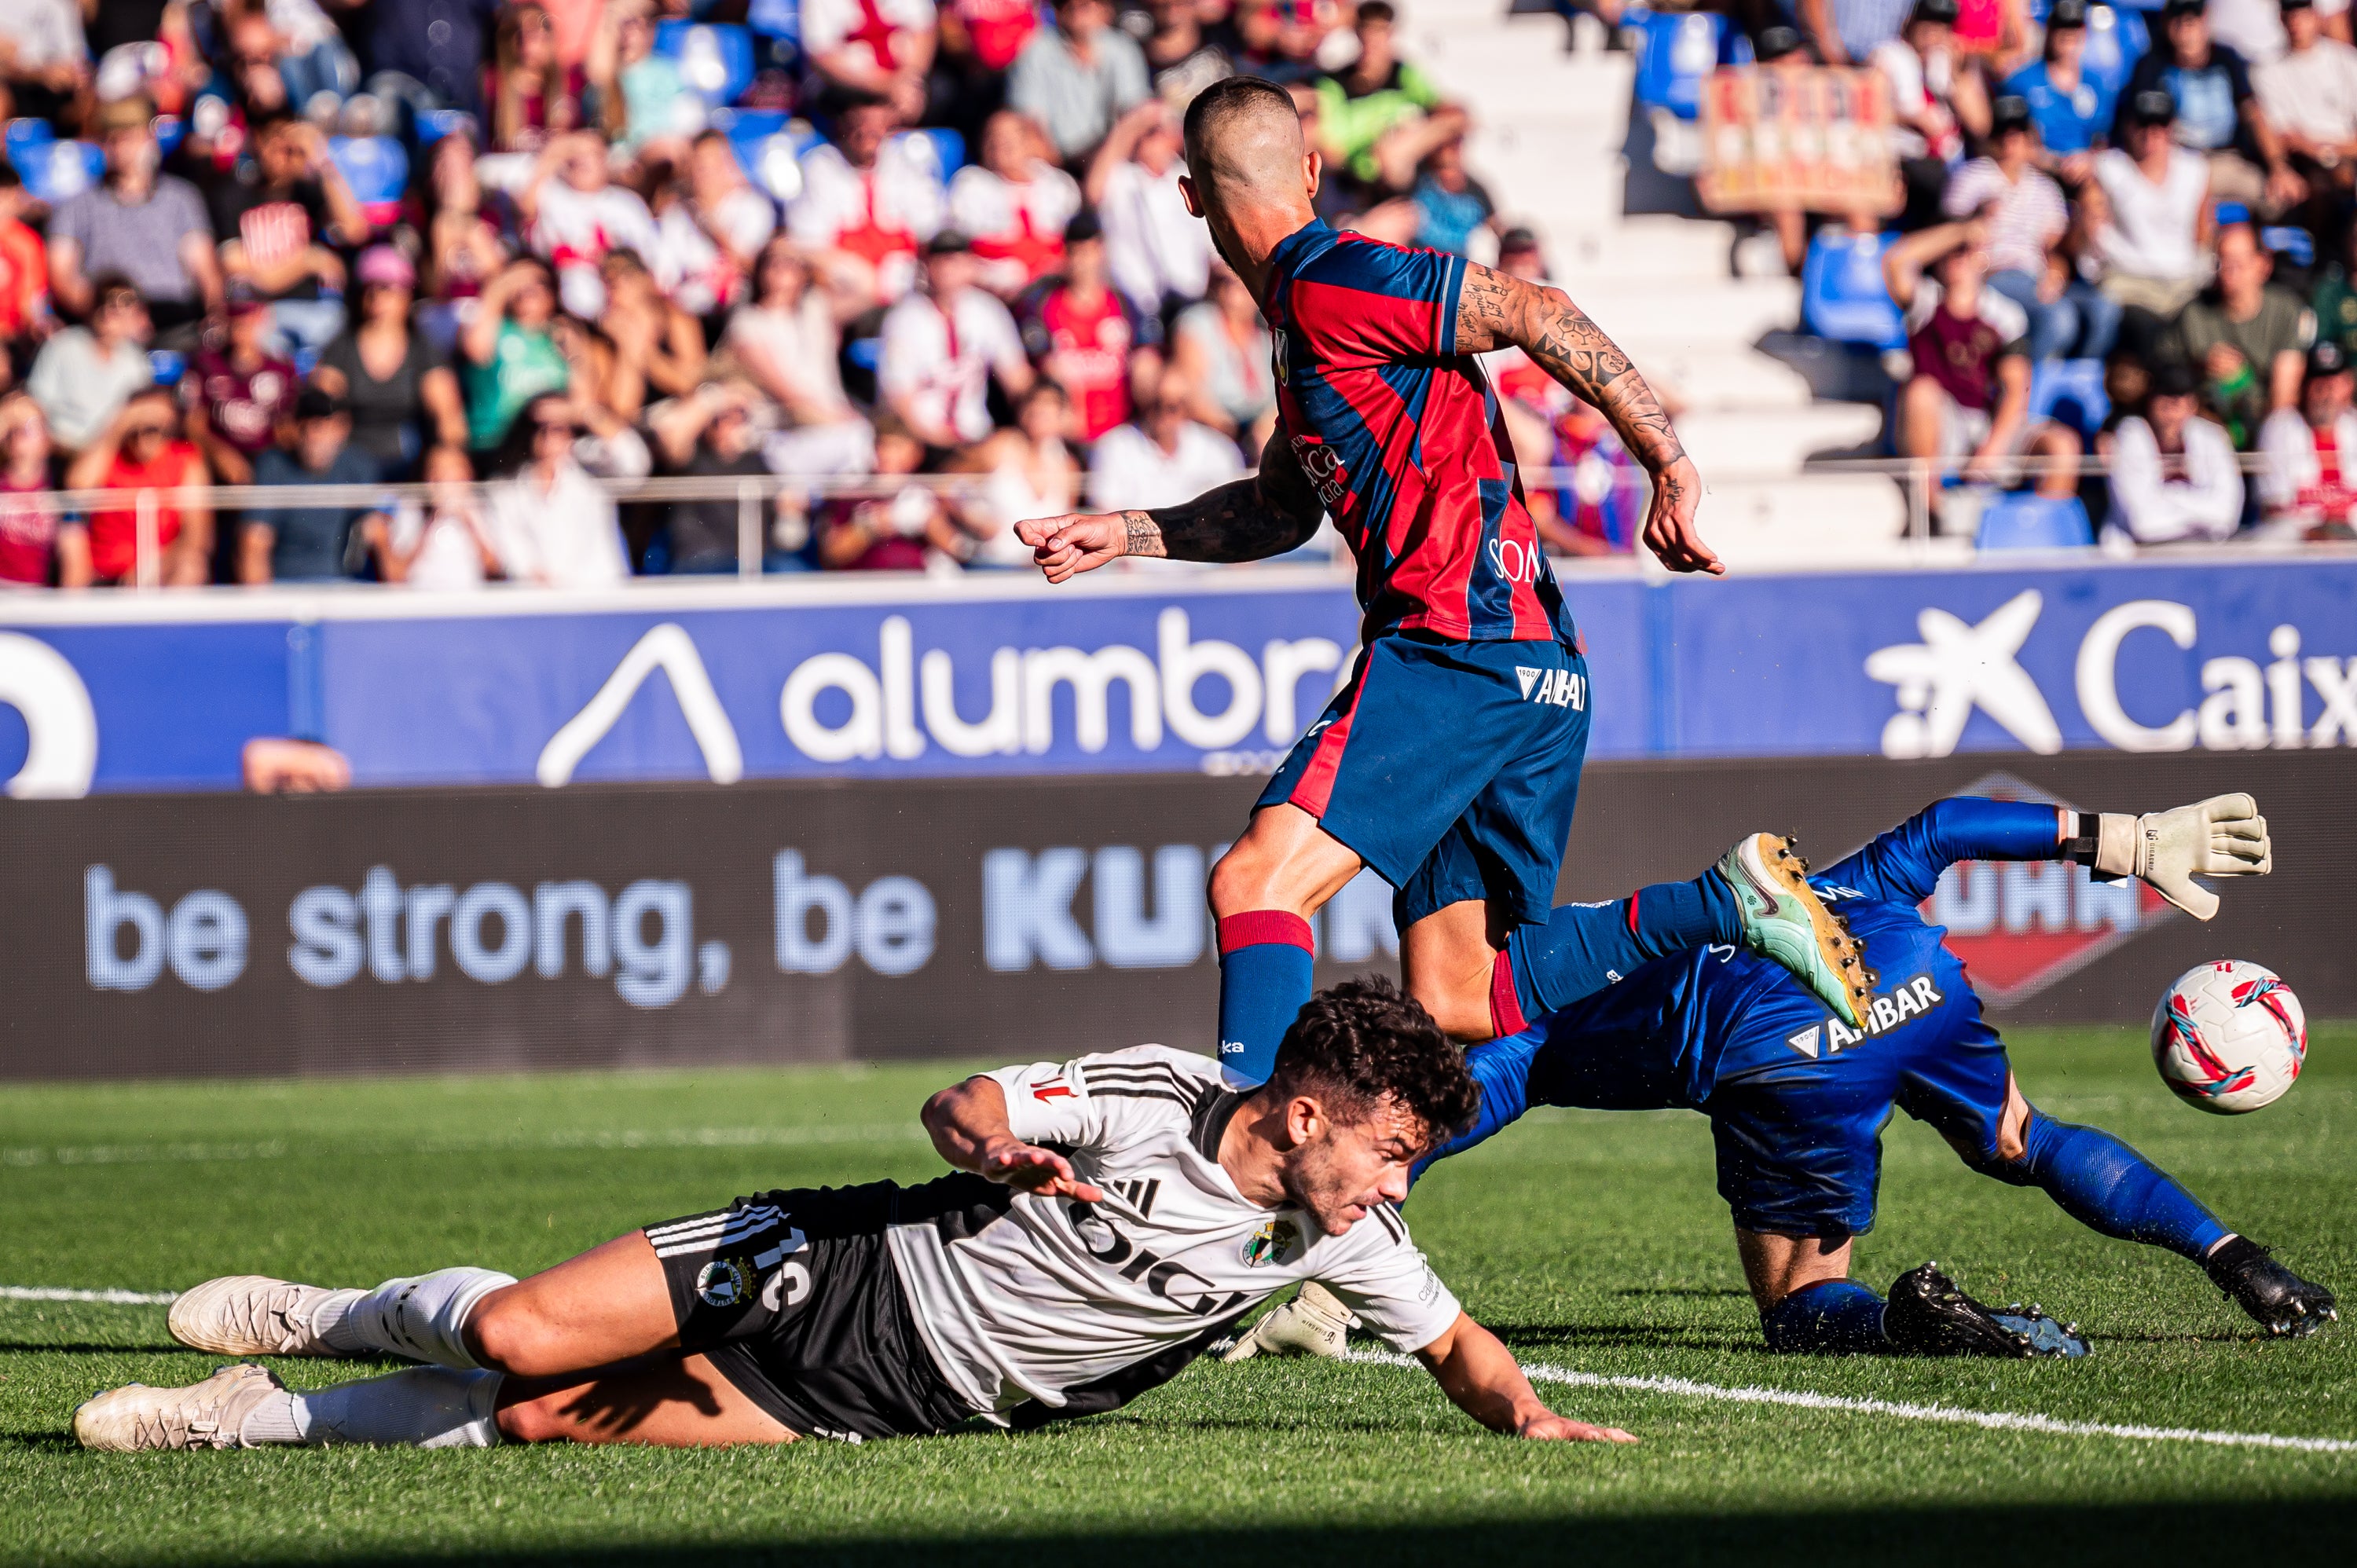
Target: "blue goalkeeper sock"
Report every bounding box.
[1215,911,1315,1087]
[1499,872,1743,1029]
[2012,1112,2231,1261]
[1760,1279,1890,1354]
[1409,1028,1543,1189]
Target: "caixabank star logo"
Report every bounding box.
[1915,772,2178,1006]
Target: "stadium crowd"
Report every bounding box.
[0,0,1643,589]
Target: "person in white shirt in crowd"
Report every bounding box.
[800,0,940,125]
[787,92,948,306]
[0,0,90,130]
[2093,90,2216,340]
[2104,359,2246,544]
[2256,0,2357,220]
[2208,0,2352,68]
[728,236,878,478]
[1088,98,1211,318]
[1087,365,1246,515]
[371,445,504,589]
[879,229,1034,450]
[954,376,1083,567]
[518,132,661,320]
[650,130,779,317]
[1873,0,1990,229]
[485,392,647,588]
[951,110,1083,296]
[2259,338,2357,537]
[1943,96,2077,360]
[1008,0,1151,163]
[1171,260,1276,450]
[25,275,154,457]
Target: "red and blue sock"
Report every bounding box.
[1215,911,1316,1087]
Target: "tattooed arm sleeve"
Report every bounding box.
[1453,262,1688,476]
[1120,427,1327,563]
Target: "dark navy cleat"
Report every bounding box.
[2205,1236,2338,1338]
[1883,1262,2034,1358]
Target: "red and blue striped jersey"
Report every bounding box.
[1266,219,1573,643]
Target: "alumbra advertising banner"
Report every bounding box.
[2,751,2344,1081]
[0,556,2353,796]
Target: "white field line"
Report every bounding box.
[0,1287,178,1305]
[1340,1350,2357,1455]
[0,1123,930,1167]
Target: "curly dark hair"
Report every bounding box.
[1266,977,1479,1143]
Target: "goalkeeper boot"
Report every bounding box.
[1221,1281,1357,1362]
[170,1275,365,1357]
[1991,1303,2091,1358]
[2205,1236,2339,1338]
[1717,833,1875,1028]
[1883,1262,2033,1357]
[74,1362,286,1453]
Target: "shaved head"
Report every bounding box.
[1178,75,1319,294]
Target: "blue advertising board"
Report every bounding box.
[0,556,2350,797]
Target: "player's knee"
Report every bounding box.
[465,1289,562,1376]
[493,1389,569,1445]
[1206,847,1267,917]
[1409,973,1492,1042]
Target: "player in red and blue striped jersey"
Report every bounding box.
[1019,77,1874,1084]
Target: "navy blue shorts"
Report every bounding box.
[1257,630,1589,931]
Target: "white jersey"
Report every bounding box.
[886,1046,1462,1416]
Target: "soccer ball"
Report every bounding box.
[2150,962,2308,1115]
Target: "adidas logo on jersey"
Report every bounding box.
[1786,973,1946,1057]
[1108,1178,1161,1218]
[1516,667,1585,709]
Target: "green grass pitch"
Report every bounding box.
[4,1025,2353,1567]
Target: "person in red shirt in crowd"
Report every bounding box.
[786,93,948,305]
[1019,210,1160,442]
[801,0,940,123]
[0,394,78,587]
[185,291,299,488]
[2260,338,2357,539]
[951,111,1083,295]
[0,166,49,361]
[67,387,214,588]
[486,1,586,154]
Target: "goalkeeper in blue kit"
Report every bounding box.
[1232,795,2335,1361]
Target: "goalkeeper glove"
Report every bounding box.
[2068,793,2272,921]
[1219,1281,1356,1362]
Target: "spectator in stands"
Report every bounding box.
[1884,217,2084,506]
[1943,96,2077,359]
[817,411,963,568]
[2092,90,2216,351]
[423,127,511,308]
[487,1,586,153]
[949,0,1043,84]
[2002,0,2113,178]
[1950,0,2032,67]
[2209,0,2355,70]
[519,132,660,318]
[1142,0,1234,104]
[880,229,1033,449]
[25,276,154,457]
[1171,259,1274,449]
[2124,0,2304,214]
[1874,0,1988,232]
[359,0,502,119]
[952,111,1083,295]
[2260,336,2357,536]
[184,290,299,488]
[2103,357,2246,541]
[484,391,636,587]
[0,0,90,131]
[248,0,360,118]
[1315,2,1466,197]
[461,256,571,450]
[787,93,947,304]
[1411,134,1496,257]
[1087,365,1244,511]
[1089,98,1211,315]
[213,116,371,357]
[239,387,384,585]
[0,167,51,361]
[219,9,299,123]
[2255,0,2357,229]
[1021,210,1157,442]
[585,247,706,421]
[801,0,940,123]
[1800,0,1913,65]
[1532,399,1644,557]
[727,236,878,477]
[67,385,212,588]
[647,130,777,317]
[313,247,469,478]
[49,96,221,335]
[588,0,705,165]
[1009,0,1152,163]
[372,445,503,588]
[2170,220,2317,449]
[649,378,775,573]
[0,394,76,587]
[952,376,1080,567]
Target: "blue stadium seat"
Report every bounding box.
[1977,493,2095,551]
[416,108,477,146]
[2080,5,2149,96]
[657,21,758,106]
[900,126,965,178]
[152,115,187,156]
[4,118,51,161]
[739,130,812,200]
[2029,357,2109,438]
[1801,229,1905,349]
[329,135,409,228]
[13,139,103,205]
[2263,225,2315,267]
[748,0,801,46]
[1630,8,1723,120]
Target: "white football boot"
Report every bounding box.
[74,1362,286,1452]
[170,1275,363,1357]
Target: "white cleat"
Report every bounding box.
[1222,1280,1357,1361]
[74,1362,286,1453]
[169,1275,361,1357]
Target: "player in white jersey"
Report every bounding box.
[81,981,1637,1452]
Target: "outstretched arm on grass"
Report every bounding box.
[1416,1311,1639,1442]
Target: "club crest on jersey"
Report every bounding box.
[695,1258,752,1308]
[1241,1218,1301,1268]
[1786,973,1946,1057]
[1516,666,1585,709]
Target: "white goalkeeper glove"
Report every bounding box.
[2075,793,2271,921]
[1220,1280,1356,1362]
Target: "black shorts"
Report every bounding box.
[643,1177,987,1442]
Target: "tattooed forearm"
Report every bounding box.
[1457,262,1687,474]
[1137,474,1322,563]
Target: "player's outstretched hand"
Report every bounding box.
[981,1140,1105,1203]
[1518,1412,1640,1443]
[1641,454,1724,577]
[1017,511,1133,583]
[2093,793,2271,921]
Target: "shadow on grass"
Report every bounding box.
[0,1341,192,1354]
[1484,1323,1761,1352]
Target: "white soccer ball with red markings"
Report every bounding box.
[2150,961,2308,1115]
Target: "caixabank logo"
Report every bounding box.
[1917,772,2177,1007]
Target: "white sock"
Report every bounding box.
[240,1366,504,1448]
[329,1268,516,1368]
